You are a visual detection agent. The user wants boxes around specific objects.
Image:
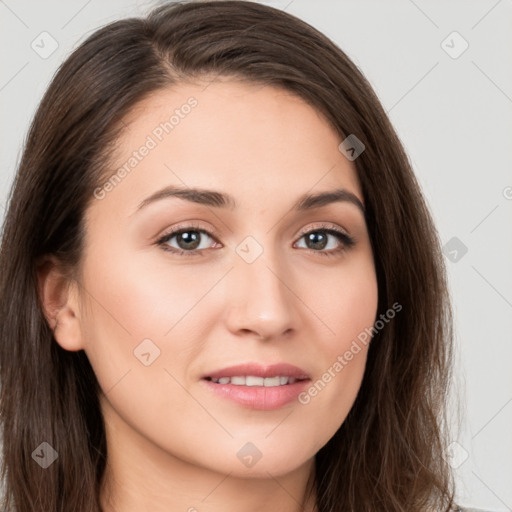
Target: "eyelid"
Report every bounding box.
[156,221,220,243]
[155,220,355,256]
[295,221,351,239]
[294,222,356,257]
[157,221,351,243]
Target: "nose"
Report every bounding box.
[223,251,299,341]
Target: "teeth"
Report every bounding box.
[209,375,299,386]
[246,376,264,386]
[263,376,280,387]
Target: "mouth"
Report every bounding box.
[201,363,311,410]
[204,375,307,386]
[202,362,310,383]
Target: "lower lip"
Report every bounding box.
[202,379,310,410]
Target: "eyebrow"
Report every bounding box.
[132,185,365,216]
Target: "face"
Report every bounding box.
[65,80,378,479]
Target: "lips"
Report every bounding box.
[201,362,311,410]
[202,362,310,381]
[207,375,298,386]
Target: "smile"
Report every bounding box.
[205,375,302,386]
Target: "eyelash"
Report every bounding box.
[155,222,356,258]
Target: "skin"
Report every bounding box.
[39,80,378,512]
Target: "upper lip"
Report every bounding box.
[203,363,310,380]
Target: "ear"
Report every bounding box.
[36,255,84,351]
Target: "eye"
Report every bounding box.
[156,222,355,258]
[294,225,355,257]
[156,224,219,257]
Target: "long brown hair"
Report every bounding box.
[0,1,457,510]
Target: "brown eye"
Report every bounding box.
[295,228,355,257]
[304,231,329,250]
[157,226,219,256]
[172,230,202,250]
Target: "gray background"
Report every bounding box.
[1,1,511,510]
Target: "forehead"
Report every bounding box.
[92,80,363,219]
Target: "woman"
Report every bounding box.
[0,1,459,510]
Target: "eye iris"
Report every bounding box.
[177,231,200,250]
[306,232,327,250]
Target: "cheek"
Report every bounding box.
[294,252,378,425]
[82,237,212,337]
[78,242,228,389]
[78,249,218,444]
[299,249,378,350]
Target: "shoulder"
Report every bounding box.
[451,508,492,512]
[429,507,491,512]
